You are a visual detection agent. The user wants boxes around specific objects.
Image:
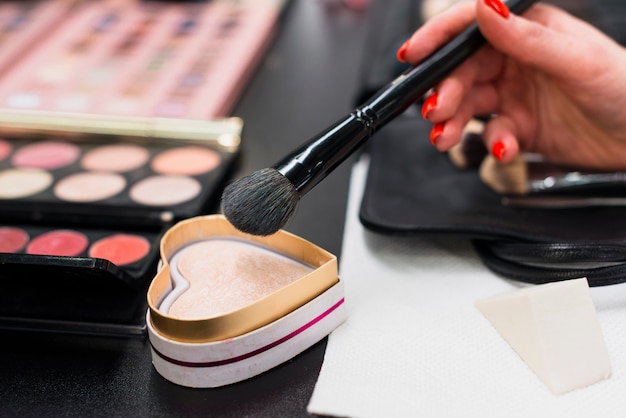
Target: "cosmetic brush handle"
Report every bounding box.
[275,0,537,195]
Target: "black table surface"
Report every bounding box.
[0,1,377,417]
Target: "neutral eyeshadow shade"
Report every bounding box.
[129,175,201,206]
[0,168,53,199]
[0,138,11,161]
[81,144,150,172]
[26,229,89,257]
[54,172,126,202]
[0,227,29,253]
[12,141,80,169]
[89,233,151,266]
[168,239,314,319]
[151,146,221,176]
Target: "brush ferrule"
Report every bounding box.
[275,110,376,194]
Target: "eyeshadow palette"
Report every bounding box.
[0,115,242,227]
[0,0,286,119]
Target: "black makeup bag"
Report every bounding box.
[359,115,626,287]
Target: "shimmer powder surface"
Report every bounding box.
[26,229,88,256]
[129,175,201,206]
[151,147,221,176]
[0,168,53,199]
[89,233,151,266]
[0,227,29,253]
[81,144,150,172]
[12,141,80,169]
[168,239,314,319]
[54,172,126,202]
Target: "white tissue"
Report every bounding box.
[307,157,626,418]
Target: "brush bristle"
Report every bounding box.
[479,154,529,195]
[449,119,488,169]
[220,168,300,236]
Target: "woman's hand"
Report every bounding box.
[398,0,626,170]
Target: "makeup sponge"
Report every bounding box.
[475,278,611,395]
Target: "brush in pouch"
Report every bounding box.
[358,115,626,286]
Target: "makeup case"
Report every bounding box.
[359,115,626,287]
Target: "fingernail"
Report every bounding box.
[396,40,409,62]
[484,0,510,18]
[492,140,506,160]
[421,93,438,119]
[430,123,444,145]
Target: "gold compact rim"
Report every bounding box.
[147,214,338,343]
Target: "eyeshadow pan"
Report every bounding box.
[0,138,11,161]
[54,172,126,202]
[81,144,150,172]
[129,175,201,206]
[12,141,80,169]
[89,233,151,266]
[0,168,53,199]
[0,227,29,253]
[151,146,221,176]
[26,229,88,256]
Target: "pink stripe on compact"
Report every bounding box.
[151,298,344,368]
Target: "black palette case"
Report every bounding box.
[359,116,626,286]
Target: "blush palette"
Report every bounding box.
[0,0,286,337]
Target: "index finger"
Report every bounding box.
[403,2,477,64]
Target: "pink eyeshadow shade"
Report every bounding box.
[81,144,150,172]
[26,230,89,257]
[151,146,221,176]
[12,141,80,169]
[129,175,201,206]
[54,172,126,202]
[89,234,151,266]
[0,139,11,161]
[0,227,29,253]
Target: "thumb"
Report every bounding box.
[476,1,582,77]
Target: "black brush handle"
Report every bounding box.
[276,0,537,194]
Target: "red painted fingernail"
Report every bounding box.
[396,40,409,62]
[430,123,444,145]
[492,140,506,160]
[421,93,438,119]
[484,0,510,18]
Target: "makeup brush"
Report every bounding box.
[221,0,538,236]
[448,118,488,169]
[480,153,626,195]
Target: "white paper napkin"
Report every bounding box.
[307,156,626,418]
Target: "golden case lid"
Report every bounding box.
[147,215,338,343]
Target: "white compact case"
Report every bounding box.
[146,214,346,388]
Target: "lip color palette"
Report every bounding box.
[0,0,287,337]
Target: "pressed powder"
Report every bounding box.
[54,172,126,202]
[12,141,80,169]
[129,175,201,206]
[146,215,346,388]
[151,146,221,176]
[168,238,314,319]
[0,168,53,199]
[81,144,150,172]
